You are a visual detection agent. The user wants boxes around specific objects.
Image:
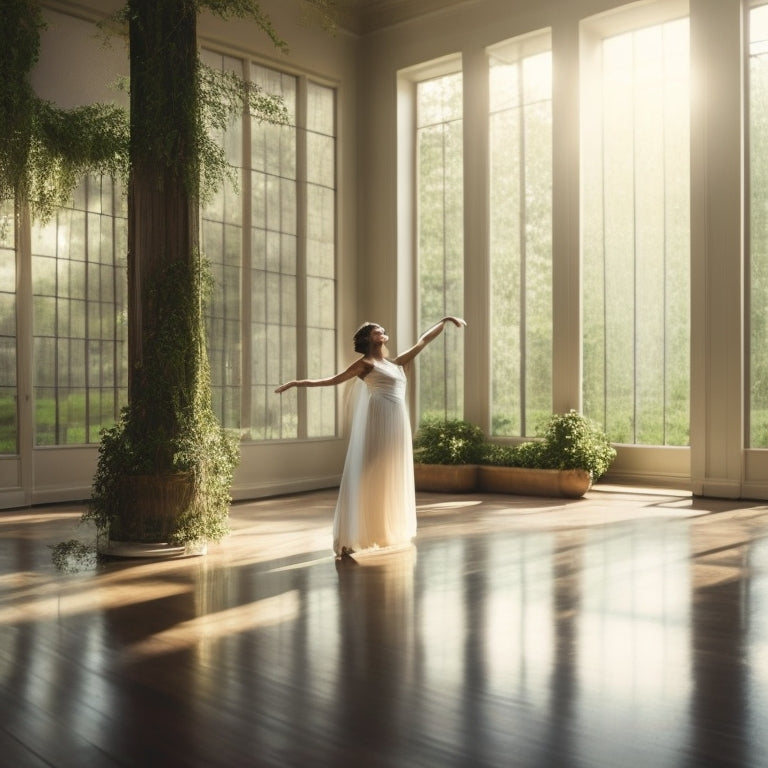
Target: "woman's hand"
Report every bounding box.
[274,381,297,394]
[442,316,466,328]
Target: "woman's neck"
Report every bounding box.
[369,343,386,360]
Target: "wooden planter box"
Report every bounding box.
[477,466,592,498]
[413,463,479,493]
[414,464,592,498]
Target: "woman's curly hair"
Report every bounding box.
[353,322,379,354]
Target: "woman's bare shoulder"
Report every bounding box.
[351,357,374,379]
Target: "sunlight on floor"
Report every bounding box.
[126,590,301,660]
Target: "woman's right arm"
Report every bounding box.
[274,358,370,393]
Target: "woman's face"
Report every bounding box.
[369,326,389,345]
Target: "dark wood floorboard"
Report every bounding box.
[2,485,768,766]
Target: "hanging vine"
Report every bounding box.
[0,0,128,221]
[1,0,335,218]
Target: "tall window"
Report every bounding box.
[304,81,337,438]
[416,71,464,422]
[489,33,552,437]
[202,54,244,434]
[750,4,768,447]
[581,15,690,446]
[249,64,299,440]
[13,50,336,450]
[202,51,337,441]
[0,201,16,454]
[31,176,128,445]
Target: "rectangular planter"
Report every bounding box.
[477,466,591,498]
[413,464,479,493]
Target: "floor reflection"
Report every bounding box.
[3,490,768,766]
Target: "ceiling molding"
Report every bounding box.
[337,0,473,35]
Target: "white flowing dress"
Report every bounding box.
[332,358,417,555]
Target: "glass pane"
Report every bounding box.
[751,4,768,446]
[307,133,335,187]
[582,17,690,446]
[417,71,464,422]
[201,55,245,432]
[307,328,336,437]
[489,41,552,437]
[247,65,336,440]
[31,176,128,446]
[307,82,335,135]
[0,204,16,453]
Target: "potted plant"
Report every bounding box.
[413,418,485,492]
[479,411,616,498]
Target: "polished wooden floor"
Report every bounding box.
[2,485,768,767]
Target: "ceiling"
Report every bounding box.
[335,0,472,35]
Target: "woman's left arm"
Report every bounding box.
[392,316,466,367]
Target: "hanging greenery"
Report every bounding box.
[0,0,128,221]
[100,0,335,201]
[1,0,335,218]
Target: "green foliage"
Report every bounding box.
[482,440,547,469]
[197,61,288,202]
[0,0,128,222]
[198,0,339,48]
[49,539,98,573]
[413,418,485,465]
[0,393,17,453]
[107,0,329,204]
[1,1,330,225]
[537,410,616,478]
[85,256,240,545]
[482,411,616,480]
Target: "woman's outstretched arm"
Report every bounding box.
[392,316,466,367]
[274,358,371,393]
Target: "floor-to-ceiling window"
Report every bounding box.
[581,10,690,446]
[749,3,768,448]
[304,81,338,438]
[202,54,245,435]
[9,50,337,453]
[416,69,464,422]
[0,7,342,506]
[0,201,16,454]
[202,49,338,442]
[488,31,553,438]
[248,63,300,440]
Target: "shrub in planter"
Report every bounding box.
[483,411,615,480]
[536,410,615,480]
[413,418,486,465]
[478,411,615,498]
[413,412,615,497]
[413,418,485,492]
[482,440,545,468]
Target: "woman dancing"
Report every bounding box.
[275,316,465,557]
